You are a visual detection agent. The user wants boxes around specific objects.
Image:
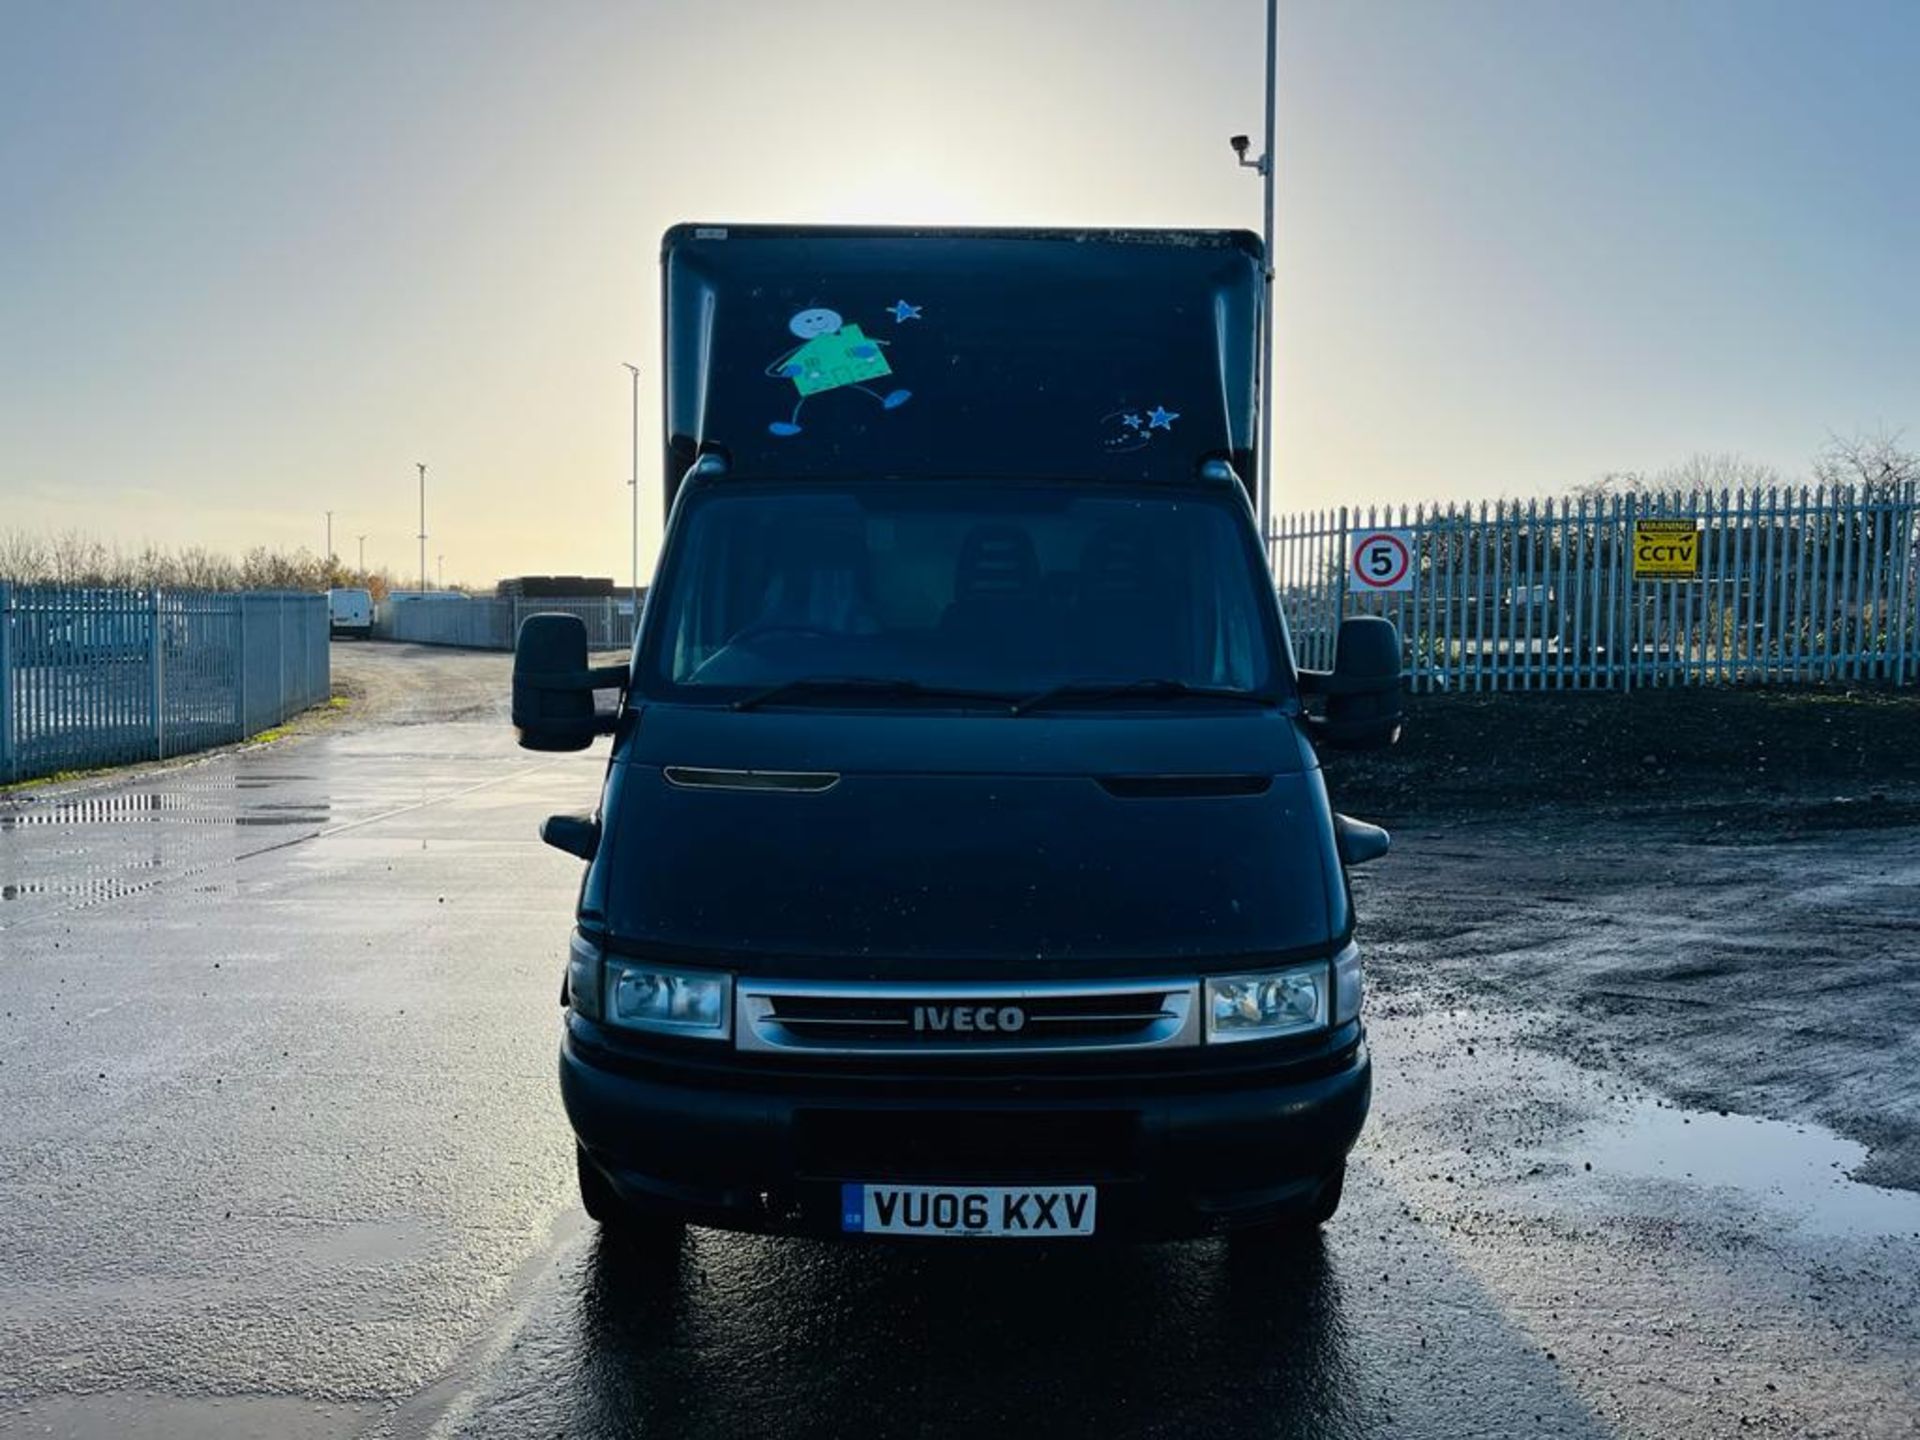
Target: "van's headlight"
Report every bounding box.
[604,955,732,1040]
[1204,962,1329,1043]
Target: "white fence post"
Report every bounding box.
[1898,480,1918,686]
[148,587,165,760]
[236,595,249,739]
[0,581,13,783]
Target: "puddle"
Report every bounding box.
[1580,1100,1920,1238]
[0,792,200,829]
[0,791,327,830]
[4,876,161,903]
[2,856,165,903]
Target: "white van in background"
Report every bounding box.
[328,588,373,639]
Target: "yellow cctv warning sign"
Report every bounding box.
[1633,519,1700,579]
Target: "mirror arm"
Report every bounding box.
[586,664,630,689]
[1304,712,1404,750]
[1334,813,1392,866]
[521,665,630,737]
[520,664,630,694]
[540,814,601,861]
[1297,669,1401,704]
[1314,671,1401,698]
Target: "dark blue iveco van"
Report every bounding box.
[515,226,1402,1246]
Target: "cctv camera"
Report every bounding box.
[1229,135,1250,156]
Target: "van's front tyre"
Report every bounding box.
[577,1145,684,1255]
[1229,1161,1346,1245]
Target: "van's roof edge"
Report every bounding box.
[680,468,1245,491]
[660,222,1263,262]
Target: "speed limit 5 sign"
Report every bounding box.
[1349,530,1415,591]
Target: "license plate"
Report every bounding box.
[841,1183,1096,1238]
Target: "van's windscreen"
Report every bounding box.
[648,482,1284,702]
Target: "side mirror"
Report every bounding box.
[1334,813,1391,866]
[512,613,627,752]
[541,813,601,861]
[1301,616,1403,750]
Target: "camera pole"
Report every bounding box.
[1233,0,1278,553]
[623,363,641,624]
[416,462,427,593]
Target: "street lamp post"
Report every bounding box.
[622,363,640,620]
[416,462,428,593]
[325,510,334,566]
[1232,0,1279,552]
[357,535,367,574]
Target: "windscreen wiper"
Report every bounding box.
[1012,678,1277,716]
[731,676,1020,712]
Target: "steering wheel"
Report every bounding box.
[729,621,836,644]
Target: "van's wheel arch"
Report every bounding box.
[576,1145,685,1253]
[1230,1160,1346,1243]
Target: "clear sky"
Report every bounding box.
[3,0,1916,586]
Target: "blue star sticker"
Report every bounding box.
[889,300,923,323]
[1147,405,1180,431]
[1121,413,1144,430]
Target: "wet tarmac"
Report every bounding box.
[1,644,1915,1438]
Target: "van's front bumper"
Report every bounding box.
[560,1018,1371,1241]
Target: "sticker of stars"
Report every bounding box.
[1100,404,1181,454]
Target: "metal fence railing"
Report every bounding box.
[376,595,641,652]
[0,586,331,783]
[1270,482,1920,691]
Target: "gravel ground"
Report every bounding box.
[1327,686,1920,1195]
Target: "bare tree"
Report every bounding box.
[0,531,51,583]
[174,546,237,591]
[1660,452,1783,494]
[1812,428,1918,494]
[1573,453,1781,501]
[48,530,113,584]
[1568,469,1653,502]
[0,529,412,595]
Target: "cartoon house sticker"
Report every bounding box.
[765,307,912,436]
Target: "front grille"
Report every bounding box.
[795,1108,1142,1181]
[736,978,1200,1057]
